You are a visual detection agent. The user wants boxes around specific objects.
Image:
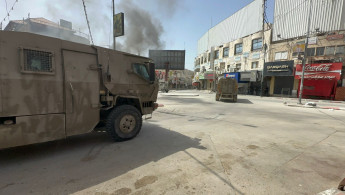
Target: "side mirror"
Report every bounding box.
[149,63,155,82]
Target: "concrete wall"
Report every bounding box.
[197,0,263,55]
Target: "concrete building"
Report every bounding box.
[266,0,345,100]
[195,28,271,95]
[267,30,345,99]
[194,0,267,94]
[5,17,90,45]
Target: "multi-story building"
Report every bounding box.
[265,0,345,100]
[195,28,271,94]
[267,30,345,98]
[193,0,266,94]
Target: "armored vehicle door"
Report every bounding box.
[63,50,100,136]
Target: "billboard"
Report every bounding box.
[149,50,185,70]
[114,13,124,37]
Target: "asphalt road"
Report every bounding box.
[0,90,344,194]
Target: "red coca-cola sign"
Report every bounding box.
[295,63,342,80]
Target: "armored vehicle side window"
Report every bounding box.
[21,49,54,73]
[133,63,150,81]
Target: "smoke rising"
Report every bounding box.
[116,0,165,55]
[2,0,182,55]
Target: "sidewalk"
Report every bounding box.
[245,95,345,110]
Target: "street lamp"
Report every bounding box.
[298,0,313,104]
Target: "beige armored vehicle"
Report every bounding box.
[215,77,238,102]
[0,31,159,149]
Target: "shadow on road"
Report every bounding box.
[159,96,213,104]
[220,98,253,104]
[0,123,203,194]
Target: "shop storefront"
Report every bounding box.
[224,72,249,94]
[263,61,295,97]
[204,71,215,90]
[295,63,342,99]
[244,70,263,95]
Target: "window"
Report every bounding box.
[335,45,345,54]
[227,65,230,71]
[22,49,53,73]
[200,57,203,64]
[251,61,259,69]
[235,43,243,55]
[214,50,219,59]
[316,47,325,56]
[274,51,288,61]
[133,63,150,81]
[223,47,229,57]
[325,46,335,55]
[235,63,241,71]
[252,38,262,50]
[306,48,315,56]
[208,53,210,62]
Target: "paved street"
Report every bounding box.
[1,90,345,194]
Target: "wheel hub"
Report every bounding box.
[119,114,136,133]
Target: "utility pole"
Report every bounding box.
[112,0,116,50]
[298,0,313,104]
[260,0,266,97]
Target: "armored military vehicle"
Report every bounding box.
[0,31,159,149]
[215,77,238,102]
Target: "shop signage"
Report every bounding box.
[295,63,342,80]
[263,61,294,76]
[326,34,344,41]
[235,56,241,61]
[252,52,261,59]
[293,43,305,53]
[240,72,251,82]
[199,73,205,80]
[155,70,166,82]
[308,37,317,45]
[224,73,236,79]
[223,72,248,83]
[204,71,214,80]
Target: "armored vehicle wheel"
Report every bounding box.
[215,94,220,101]
[106,105,142,141]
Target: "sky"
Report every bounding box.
[0,0,275,70]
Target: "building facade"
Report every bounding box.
[266,0,345,100]
[194,28,271,94]
[193,0,268,94]
[267,30,345,99]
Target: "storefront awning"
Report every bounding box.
[295,63,342,80]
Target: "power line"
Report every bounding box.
[81,0,94,45]
[1,0,20,30]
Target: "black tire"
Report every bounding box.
[106,105,142,141]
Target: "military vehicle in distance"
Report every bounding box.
[215,77,238,102]
[0,31,159,149]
